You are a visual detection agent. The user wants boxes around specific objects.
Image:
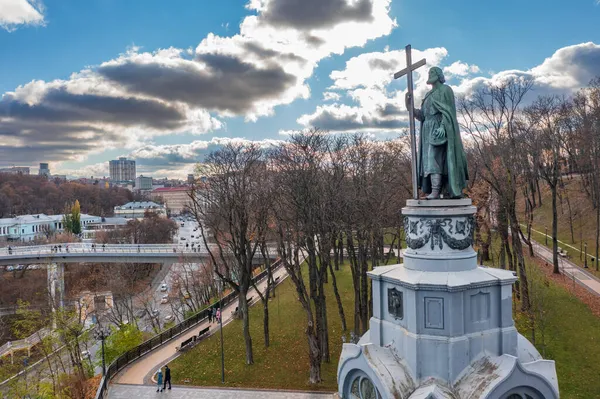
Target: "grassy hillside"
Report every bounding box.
[518,176,600,273]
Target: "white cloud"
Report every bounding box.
[323,92,341,101]
[0,0,45,31]
[443,61,480,78]
[0,0,397,167]
[299,42,600,133]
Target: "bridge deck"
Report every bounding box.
[0,244,272,266]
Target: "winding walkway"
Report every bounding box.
[108,384,335,398]
[113,265,289,386]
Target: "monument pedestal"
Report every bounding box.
[337,199,559,399]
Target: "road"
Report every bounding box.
[527,239,600,296]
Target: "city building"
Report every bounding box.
[0,166,30,175]
[187,174,195,184]
[150,187,191,215]
[0,214,101,242]
[81,217,129,242]
[39,163,50,177]
[135,175,153,191]
[113,201,166,219]
[109,157,136,182]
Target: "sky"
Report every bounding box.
[1,0,599,179]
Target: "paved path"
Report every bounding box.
[113,265,289,385]
[108,384,335,398]
[529,239,600,296]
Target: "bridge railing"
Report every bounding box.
[94,259,282,399]
[0,243,218,258]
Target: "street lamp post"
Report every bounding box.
[213,276,225,384]
[94,324,111,376]
[219,281,225,384]
[585,242,588,269]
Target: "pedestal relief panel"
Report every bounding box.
[404,215,475,251]
[424,297,444,329]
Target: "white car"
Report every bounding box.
[161,295,169,304]
[151,309,160,317]
[164,314,174,322]
[160,283,168,292]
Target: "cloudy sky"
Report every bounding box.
[1,0,599,178]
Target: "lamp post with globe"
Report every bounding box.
[94,324,111,376]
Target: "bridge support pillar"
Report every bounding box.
[47,263,65,317]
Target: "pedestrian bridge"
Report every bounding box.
[0,243,273,266]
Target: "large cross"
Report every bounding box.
[394,44,426,200]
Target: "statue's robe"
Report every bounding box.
[415,84,468,198]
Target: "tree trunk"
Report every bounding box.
[239,293,254,364]
[306,323,322,383]
[536,179,543,206]
[263,303,270,348]
[328,260,347,331]
[510,211,530,311]
[596,201,599,272]
[551,184,560,274]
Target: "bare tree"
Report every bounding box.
[190,143,267,365]
[524,95,570,273]
[458,77,534,310]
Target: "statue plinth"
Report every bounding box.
[403,198,477,272]
[337,199,559,399]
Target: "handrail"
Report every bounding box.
[94,260,282,399]
[0,243,276,258]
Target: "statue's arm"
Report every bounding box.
[413,107,424,122]
[405,92,424,122]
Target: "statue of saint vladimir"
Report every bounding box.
[406,67,468,199]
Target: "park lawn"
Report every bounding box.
[513,261,600,399]
[517,176,600,277]
[481,235,600,398]
[171,238,600,398]
[169,264,356,391]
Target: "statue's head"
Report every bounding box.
[427,67,445,85]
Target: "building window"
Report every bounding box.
[348,373,380,399]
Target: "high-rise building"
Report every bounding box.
[109,157,136,182]
[39,163,50,177]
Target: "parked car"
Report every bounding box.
[180,237,186,240]
[164,314,174,322]
[81,350,90,359]
[161,295,169,304]
[151,309,159,317]
[160,283,168,292]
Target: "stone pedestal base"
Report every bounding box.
[337,199,559,399]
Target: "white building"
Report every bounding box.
[81,217,129,242]
[113,201,166,219]
[135,175,153,191]
[0,214,101,242]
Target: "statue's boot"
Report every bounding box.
[426,174,441,200]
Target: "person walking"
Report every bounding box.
[208,307,213,323]
[163,365,172,390]
[211,307,217,323]
[156,369,163,392]
[216,308,221,324]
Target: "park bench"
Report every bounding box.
[176,327,210,352]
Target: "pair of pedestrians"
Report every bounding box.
[208,306,221,324]
[156,365,172,392]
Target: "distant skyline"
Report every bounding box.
[1,0,600,178]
